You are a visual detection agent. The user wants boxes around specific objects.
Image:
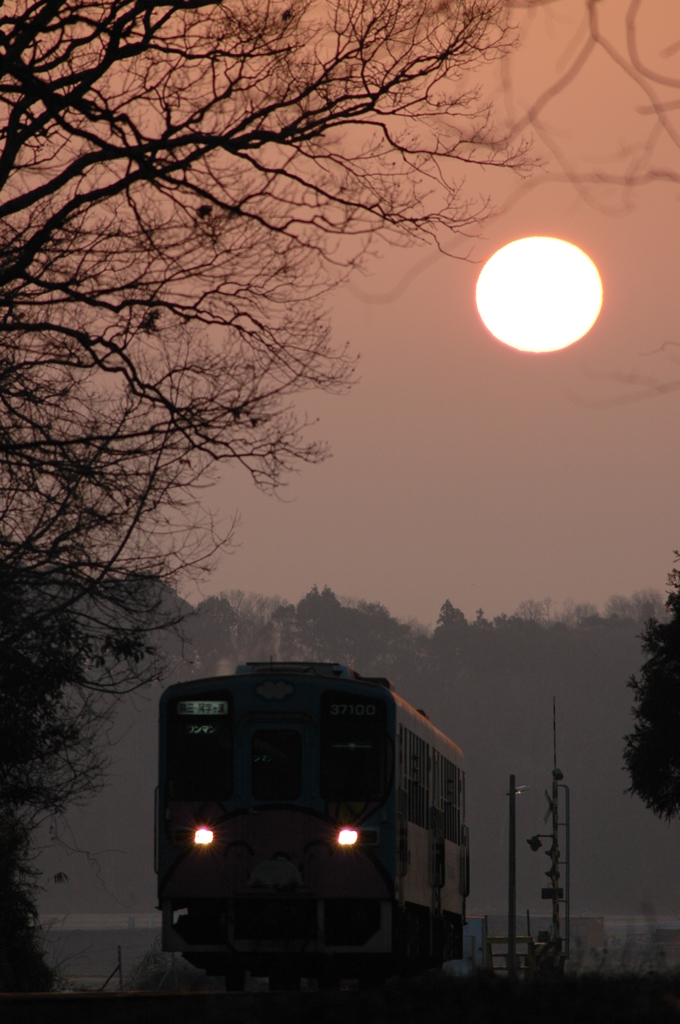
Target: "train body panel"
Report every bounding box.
[156,663,467,984]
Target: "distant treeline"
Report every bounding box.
[177,584,666,685]
[166,584,677,916]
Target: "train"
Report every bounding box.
[156,661,469,989]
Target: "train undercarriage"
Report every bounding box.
[164,897,463,988]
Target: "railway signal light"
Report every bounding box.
[338,829,358,845]
[194,828,214,845]
[527,834,543,852]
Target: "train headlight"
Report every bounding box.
[338,829,358,846]
[194,828,214,845]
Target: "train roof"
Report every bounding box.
[392,689,463,763]
[235,662,393,689]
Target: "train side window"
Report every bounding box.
[252,730,302,800]
[167,692,232,801]
[403,728,429,828]
[320,691,390,801]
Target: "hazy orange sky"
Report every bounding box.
[202,1,680,624]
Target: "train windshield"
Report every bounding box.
[320,691,389,801]
[166,692,233,801]
[252,729,302,800]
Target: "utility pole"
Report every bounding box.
[508,773,516,980]
[551,699,560,950]
[558,781,570,958]
[527,699,569,974]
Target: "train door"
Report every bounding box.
[229,717,314,893]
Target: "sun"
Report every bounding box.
[475,237,603,353]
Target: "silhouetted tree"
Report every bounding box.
[0,2,531,977]
[0,0,530,799]
[624,567,680,820]
[0,811,55,991]
[0,565,171,988]
[0,0,529,604]
[0,3,527,802]
[185,591,298,676]
[293,585,426,677]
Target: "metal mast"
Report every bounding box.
[551,698,560,947]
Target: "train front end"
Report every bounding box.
[156,663,397,985]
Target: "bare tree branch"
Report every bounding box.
[0,0,528,832]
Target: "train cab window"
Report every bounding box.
[252,730,302,801]
[167,693,232,801]
[320,691,390,801]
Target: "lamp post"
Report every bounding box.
[508,774,516,980]
[508,777,529,980]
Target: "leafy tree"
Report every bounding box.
[0,565,169,989]
[292,585,424,676]
[0,811,55,992]
[186,591,296,676]
[624,568,680,820]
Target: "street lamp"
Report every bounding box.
[508,775,528,980]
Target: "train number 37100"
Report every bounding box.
[329,704,376,716]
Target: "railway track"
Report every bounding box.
[4,975,680,1024]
